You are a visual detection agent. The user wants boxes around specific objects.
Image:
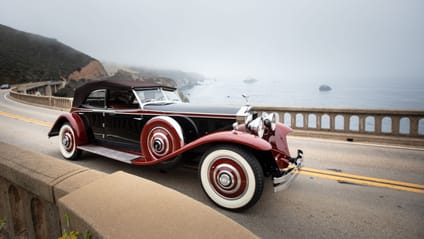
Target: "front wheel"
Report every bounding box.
[58,123,81,160]
[199,145,264,211]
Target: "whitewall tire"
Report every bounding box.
[199,145,264,210]
[58,123,81,160]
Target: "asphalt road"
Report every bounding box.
[1,89,423,239]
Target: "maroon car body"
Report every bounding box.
[48,78,303,210]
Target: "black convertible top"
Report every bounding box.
[72,77,172,108]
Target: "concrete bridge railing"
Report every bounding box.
[8,82,424,146]
[10,87,73,110]
[0,142,256,239]
[254,106,424,146]
[13,81,65,96]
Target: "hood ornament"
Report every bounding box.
[242,93,250,106]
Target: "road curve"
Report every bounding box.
[1,89,423,239]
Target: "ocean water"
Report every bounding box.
[187,77,424,109]
[186,77,424,134]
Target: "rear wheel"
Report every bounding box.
[199,145,264,211]
[58,123,81,160]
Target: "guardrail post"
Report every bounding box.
[329,113,335,131]
[303,113,308,129]
[359,115,365,133]
[375,116,382,135]
[278,112,284,125]
[317,113,322,130]
[410,117,419,137]
[290,112,296,128]
[392,116,400,136]
[344,114,349,132]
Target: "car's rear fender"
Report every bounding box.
[48,113,88,145]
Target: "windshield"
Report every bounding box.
[135,87,182,104]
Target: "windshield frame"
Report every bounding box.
[133,87,182,109]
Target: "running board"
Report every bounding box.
[78,145,141,164]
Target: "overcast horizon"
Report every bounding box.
[1,0,423,83]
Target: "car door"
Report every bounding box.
[80,89,106,141]
[104,89,144,152]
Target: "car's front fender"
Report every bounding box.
[269,122,292,156]
[188,131,272,151]
[48,113,88,145]
[141,131,272,165]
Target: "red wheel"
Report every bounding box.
[141,116,184,162]
[199,145,264,210]
[58,123,81,160]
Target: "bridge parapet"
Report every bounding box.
[13,81,65,96]
[254,106,424,146]
[10,86,73,110]
[0,142,256,238]
[7,83,424,146]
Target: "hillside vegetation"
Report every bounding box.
[0,24,204,101]
[0,24,97,84]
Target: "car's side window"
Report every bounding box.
[107,89,138,109]
[83,89,106,108]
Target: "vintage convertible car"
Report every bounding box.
[48,78,303,210]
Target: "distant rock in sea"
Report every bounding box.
[244,78,257,84]
[319,84,332,91]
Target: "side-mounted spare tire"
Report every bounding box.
[141,116,185,169]
[199,145,264,211]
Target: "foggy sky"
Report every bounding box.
[1,0,423,82]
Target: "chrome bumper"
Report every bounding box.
[273,150,303,192]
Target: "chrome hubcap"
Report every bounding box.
[62,136,69,147]
[153,139,164,152]
[218,172,233,188]
[62,132,73,151]
[210,161,246,199]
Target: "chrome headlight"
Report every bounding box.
[248,116,265,137]
[262,112,280,131]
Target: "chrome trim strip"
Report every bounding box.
[74,108,237,119]
[132,89,143,109]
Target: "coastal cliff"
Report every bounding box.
[0,24,107,84]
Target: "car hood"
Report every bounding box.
[143,103,247,117]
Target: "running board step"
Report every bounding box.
[78,145,141,164]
